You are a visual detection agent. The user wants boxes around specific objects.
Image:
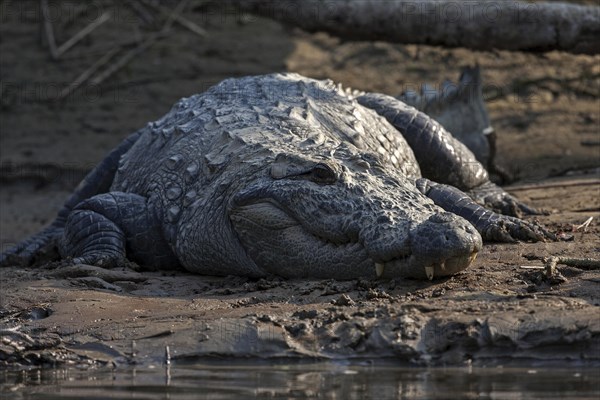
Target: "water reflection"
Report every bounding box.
[1,363,598,399]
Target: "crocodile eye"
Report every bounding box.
[270,154,338,184]
[308,163,337,185]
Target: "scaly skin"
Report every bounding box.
[399,66,493,169]
[0,73,552,280]
[399,66,514,183]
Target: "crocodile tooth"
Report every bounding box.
[468,252,478,265]
[375,263,385,277]
[425,265,435,281]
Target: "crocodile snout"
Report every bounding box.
[408,212,482,279]
[365,211,482,280]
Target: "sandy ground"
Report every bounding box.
[0,1,599,368]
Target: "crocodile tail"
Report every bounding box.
[458,65,481,90]
[0,130,143,267]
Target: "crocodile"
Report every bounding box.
[0,73,551,280]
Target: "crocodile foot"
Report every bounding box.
[469,181,548,217]
[0,229,61,268]
[479,215,555,243]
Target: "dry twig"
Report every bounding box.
[524,254,600,271]
[140,0,207,37]
[549,256,600,271]
[57,47,120,100]
[573,216,594,232]
[49,0,204,97]
[506,178,600,192]
[54,12,111,58]
[581,140,600,147]
[126,0,156,25]
[88,0,191,87]
[88,33,165,86]
[40,0,59,59]
[519,265,544,270]
[160,0,191,33]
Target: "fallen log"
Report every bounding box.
[229,0,600,55]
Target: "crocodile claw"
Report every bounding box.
[469,181,548,218]
[481,215,555,243]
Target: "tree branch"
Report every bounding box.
[229,0,600,55]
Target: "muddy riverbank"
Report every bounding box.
[1,1,599,368]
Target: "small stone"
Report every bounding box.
[366,288,391,300]
[332,294,355,306]
[257,314,273,322]
[198,333,209,342]
[292,309,318,319]
[285,322,309,337]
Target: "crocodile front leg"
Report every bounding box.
[416,178,554,242]
[467,180,544,217]
[1,131,143,267]
[60,192,179,269]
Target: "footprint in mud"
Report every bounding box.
[19,306,52,320]
[48,264,148,293]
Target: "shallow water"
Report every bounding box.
[1,363,599,400]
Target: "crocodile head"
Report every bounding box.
[229,151,482,280]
